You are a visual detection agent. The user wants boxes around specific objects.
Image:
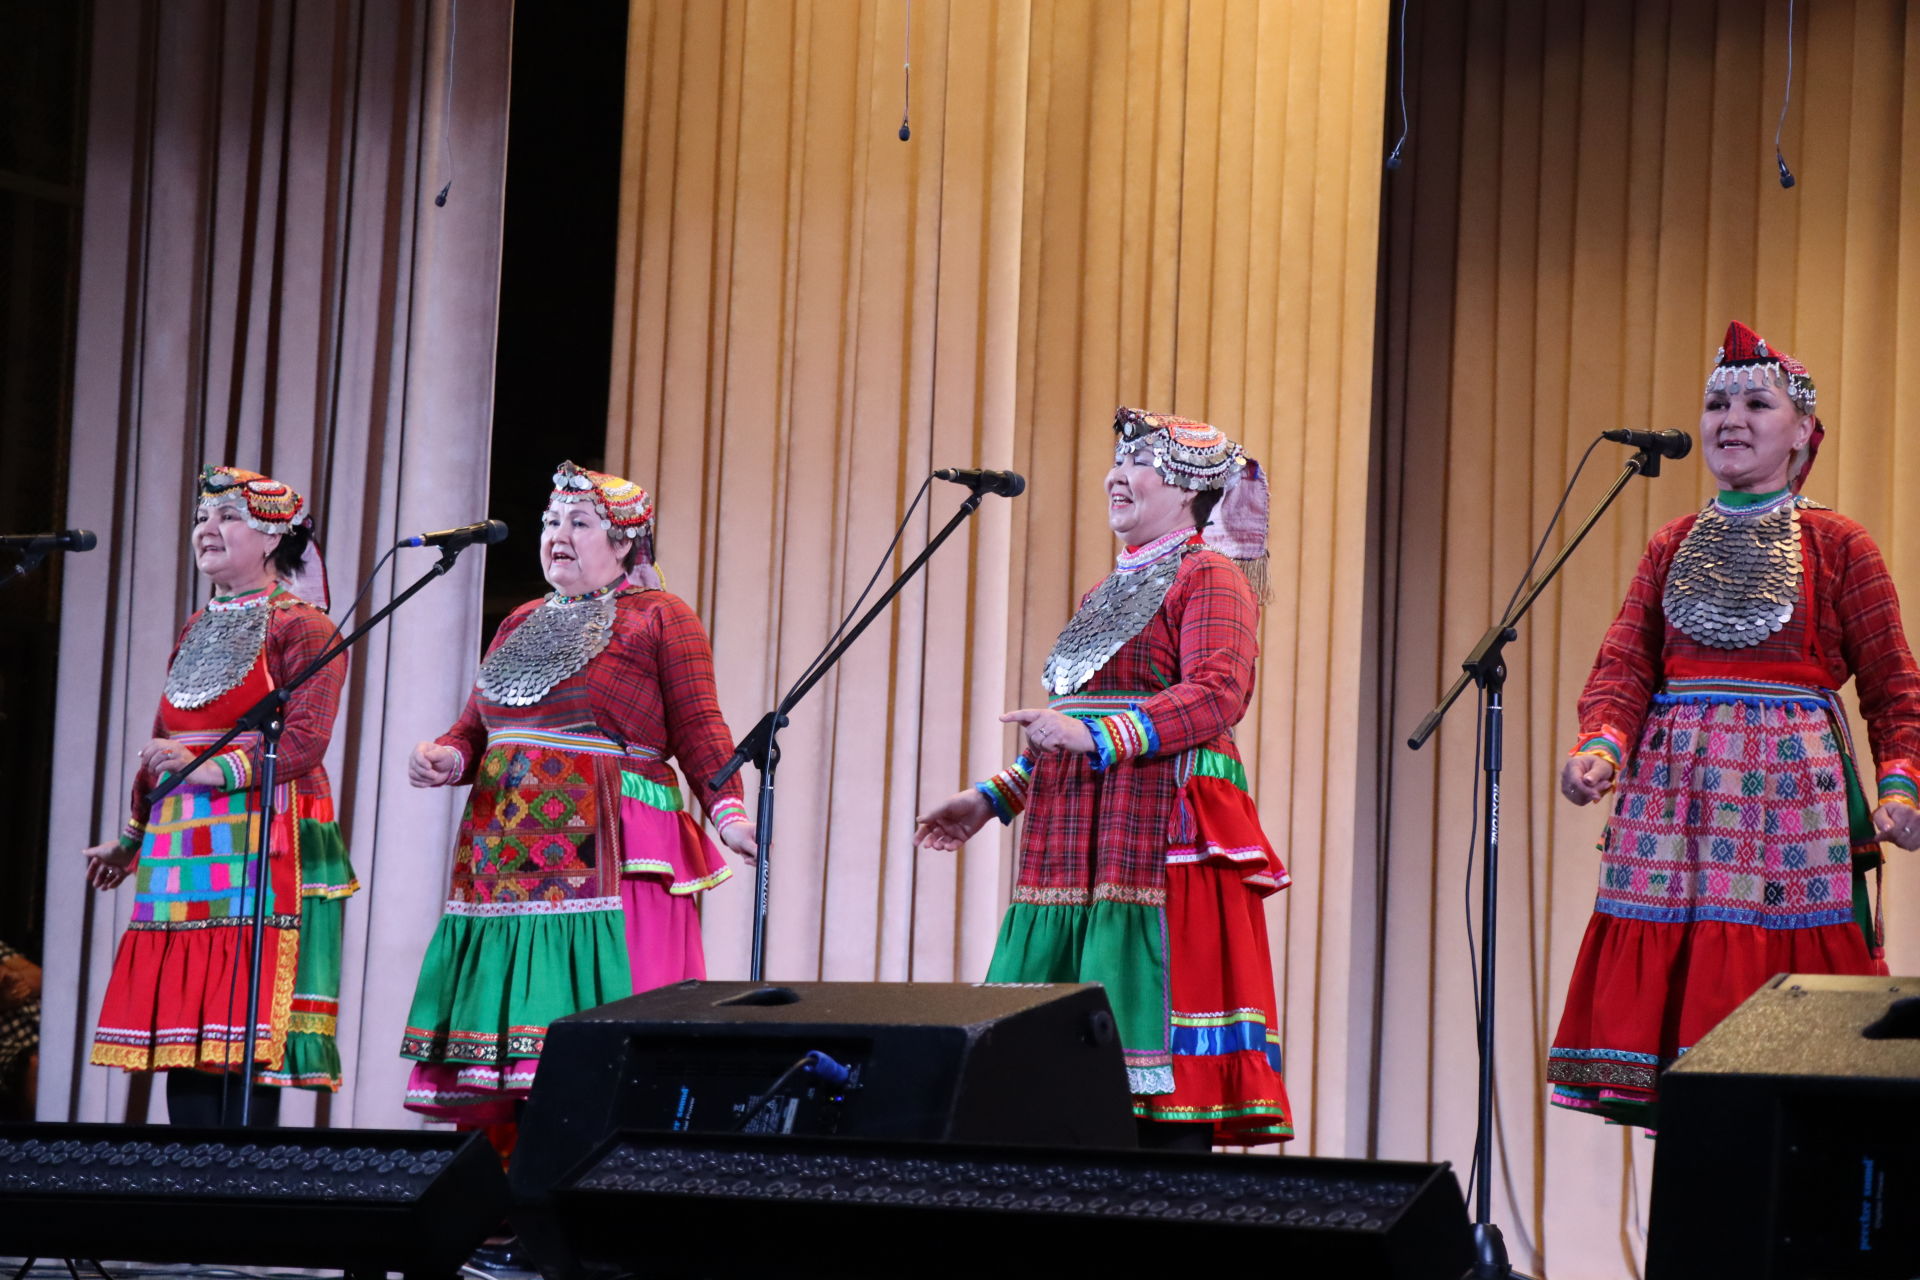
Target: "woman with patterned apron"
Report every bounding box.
[916,408,1293,1149]
[401,462,755,1129]
[83,466,354,1126]
[1549,322,1920,1127]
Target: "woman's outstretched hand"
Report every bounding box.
[83,841,135,891]
[914,789,994,851]
[1000,708,1095,755]
[1560,755,1616,805]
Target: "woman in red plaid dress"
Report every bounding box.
[1549,322,1920,1126]
[83,466,353,1126]
[400,462,755,1126]
[917,408,1293,1149]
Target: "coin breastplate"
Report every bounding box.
[1663,493,1805,650]
[1042,534,1192,697]
[166,594,275,710]
[478,589,621,707]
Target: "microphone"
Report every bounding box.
[397,518,509,550]
[1601,428,1692,460]
[0,529,98,552]
[932,468,1026,497]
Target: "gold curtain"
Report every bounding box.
[1380,1,1920,1274]
[610,0,1388,1154]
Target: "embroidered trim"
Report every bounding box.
[1570,727,1626,767]
[976,755,1034,824]
[441,896,623,917]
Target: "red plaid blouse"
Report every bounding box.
[436,588,747,827]
[1575,506,1920,801]
[1008,548,1264,905]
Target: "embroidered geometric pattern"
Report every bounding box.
[453,740,603,906]
[1595,686,1855,930]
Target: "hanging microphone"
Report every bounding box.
[0,529,98,552]
[1601,428,1692,460]
[397,518,509,549]
[932,468,1026,497]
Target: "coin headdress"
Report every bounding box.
[1705,320,1822,493]
[551,460,660,590]
[196,464,328,609]
[1112,406,1270,601]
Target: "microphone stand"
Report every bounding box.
[148,542,475,1123]
[1407,445,1665,1280]
[712,490,989,981]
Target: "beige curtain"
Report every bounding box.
[39,0,512,1129]
[1379,1,1920,1275]
[610,0,1389,1156]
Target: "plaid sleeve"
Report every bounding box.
[1825,517,1920,807]
[1572,522,1681,762]
[643,595,749,831]
[1132,555,1258,756]
[434,602,540,786]
[256,603,346,785]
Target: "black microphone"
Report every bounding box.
[0,529,98,552]
[397,518,509,550]
[1601,428,1692,460]
[932,468,1026,498]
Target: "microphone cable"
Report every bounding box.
[783,476,933,705]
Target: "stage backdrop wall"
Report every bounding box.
[1379,1,1920,1276]
[37,0,511,1129]
[606,0,1389,1156]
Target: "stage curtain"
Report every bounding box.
[608,0,1388,1154]
[1378,1,1920,1274]
[37,0,512,1129]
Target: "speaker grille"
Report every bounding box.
[574,1134,1437,1232]
[0,1134,458,1202]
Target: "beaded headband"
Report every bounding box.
[1705,320,1816,415]
[196,465,307,535]
[550,461,656,541]
[1704,321,1824,492]
[1112,406,1249,492]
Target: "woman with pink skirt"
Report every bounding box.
[399,461,754,1135]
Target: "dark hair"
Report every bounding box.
[269,523,312,578]
[1191,487,1223,529]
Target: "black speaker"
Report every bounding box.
[511,981,1135,1201]
[541,1130,1473,1279]
[1648,973,1920,1279]
[0,1123,508,1279]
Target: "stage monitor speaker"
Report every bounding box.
[538,1130,1473,1279]
[509,980,1135,1259]
[1648,973,1920,1279]
[0,1123,508,1280]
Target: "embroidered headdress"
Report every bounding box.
[198,465,305,533]
[1705,321,1823,491]
[196,465,328,609]
[551,460,661,589]
[1112,407,1270,600]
